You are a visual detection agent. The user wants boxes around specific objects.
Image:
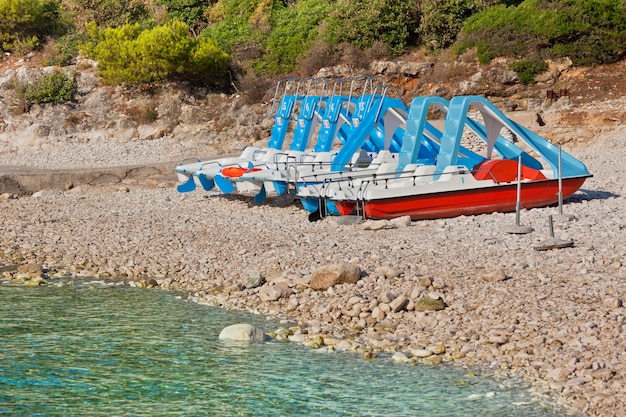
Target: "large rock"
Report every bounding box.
[244,269,265,289]
[17,263,43,278]
[218,323,268,342]
[259,282,293,302]
[389,295,409,313]
[310,263,361,291]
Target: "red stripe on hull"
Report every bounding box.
[335,177,589,220]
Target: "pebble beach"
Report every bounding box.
[1,117,625,417]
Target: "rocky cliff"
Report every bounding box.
[1,51,625,171]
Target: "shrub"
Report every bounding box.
[510,59,549,84]
[205,0,418,76]
[60,0,154,30]
[12,70,76,110]
[256,0,331,74]
[323,0,420,55]
[203,0,268,54]
[154,0,209,34]
[457,0,626,65]
[235,71,277,103]
[0,0,61,53]
[81,20,229,85]
[42,33,88,66]
[419,0,486,51]
[295,39,339,76]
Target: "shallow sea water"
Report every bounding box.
[0,283,564,416]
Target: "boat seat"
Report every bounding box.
[375,162,399,175]
[370,150,396,165]
[413,165,436,183]
[439,165,464,182]
[313,151,335,163]
[240,146,262,160]
[265,148,285,161]
[397,163,419,178]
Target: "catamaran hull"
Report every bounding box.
[334,176,589,220]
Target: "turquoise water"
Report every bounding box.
[0,283,563,416]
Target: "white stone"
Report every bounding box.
[411,349,433,358]
[218,323,267,342]
[392,351,411,362]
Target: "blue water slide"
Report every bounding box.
[396,96,487,171]
[314,95,350,152]
[290,95,322,151]
[435,97,537,173]
[330,96,408,172]
[363,98,405,153]
[398,96,449,171]
[435,96,590,177]
[463,118,541,170]
[268,95,298,150]
[324,95,376,154]
[378,103,408,153]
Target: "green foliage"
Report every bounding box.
[43,32,88,66]
[458,0,626,65]
[203,0,271,54]
[204,0,333,75]
[81,20,229,85]
[154,0,208,33]
[205,0,419,75]
[60,0,153,30]
[509,59,549,84]
[0,0,61,52]
[16,70,76,106]
[324,0,420,55]
[420,0,485,51]
[257,0,331,74]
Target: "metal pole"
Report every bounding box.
[548,214,554,238]
[558,145,563,214]
[515,155,522,226]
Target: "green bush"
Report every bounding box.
[323,0,420,55]
[43,33,88,66]
[17,70,76,106]
[203,0,269,55]
[420,0,485,51]
[82,20,229,85]
[510,59,549,84]
[205,0,335,75]
[155,0,209,33]
[205,0,420,75]
[61,0,153,30]
[256,0,331,74]
[0,0,61,53]
[457,0,626,65]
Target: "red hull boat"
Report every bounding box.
[335,175,589,220]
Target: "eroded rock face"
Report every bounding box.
[218,323,268,342]
[310,263,362,291]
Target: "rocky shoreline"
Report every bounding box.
[2,103,626,416]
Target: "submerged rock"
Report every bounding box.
[218,323,268,342]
